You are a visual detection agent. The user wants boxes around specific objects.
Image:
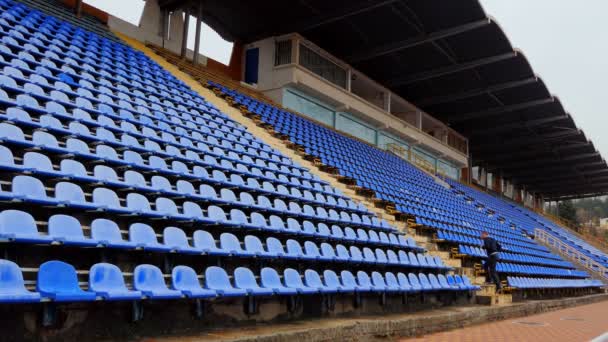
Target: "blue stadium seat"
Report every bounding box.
[171,265,216,298]
[133,264,182,299]
[91,218,136,249]
[260,267,297,295]
[89,263,142,300]
[37,260,96,302]
[0,259,41,302]
[0,209,52,243]
[48,214,98,246]
[234,267,273,296]
[283,268,316,294]
[204,266,247,297]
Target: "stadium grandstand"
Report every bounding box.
[0,0,606,340]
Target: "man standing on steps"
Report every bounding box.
[481,231,502,292]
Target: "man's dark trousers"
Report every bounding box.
[487,254,501,289]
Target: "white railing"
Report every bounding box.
[534,228,608,283]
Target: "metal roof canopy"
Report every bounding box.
[159,0,607,200]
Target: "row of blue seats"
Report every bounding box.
[0,70,306,177]
[436,230,549,258]
[456,245,573,269]
[0,259,476,303]
[496,263,587,278]
[418,216,537,248]
[0,104,325,193]
[0,8,177,91]
[0,175,389,233]
[0,147,365,218]
[0,211,431,267]
[0,181,407,250]
[0,40,299,172]
[507,276,603,289]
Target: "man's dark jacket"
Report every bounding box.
[483,237,502,256]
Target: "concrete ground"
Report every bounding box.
[403,299,608,342]
[136,294,608,342]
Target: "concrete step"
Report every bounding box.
[427,251,451,259]
[478,284,498,296]
[443,258,462,268]
[474,276,487,284]
[476,293,512,306]
[414,235,430,243]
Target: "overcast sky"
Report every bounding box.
[480,0,608,159]
[86,0,608,159]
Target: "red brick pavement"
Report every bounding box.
[402,300,608,342]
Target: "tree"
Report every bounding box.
[558,201,578,224]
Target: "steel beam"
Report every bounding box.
[348,19,491,63]
[417,77,538,107]
[295,0,399,32]
[468,114,569,137]
[449,98,554,124]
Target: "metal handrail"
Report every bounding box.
[534,228,608,283]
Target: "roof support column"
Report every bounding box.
[75,0,83,17]
[193,3,203,64]
[180,5,191,58]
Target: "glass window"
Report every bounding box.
[299,44,347,89]
[275,40,292,66]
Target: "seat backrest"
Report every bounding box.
[0,210,39,236]
[304,241,320,257]
[129,223,160,245]
[283,268,304,288]
[323,270,340,288]
[163,227,191,248]
[260,267,283,289]
[286,239,303,255]
[340,270,357,287]
[204,266,233,290]
[244,235,265,254]
[93,188,121,208]
[397,272,412,290]
[418,273,432,289]
[408,252,419,266]
[356,271,372,287]
[192,230,218,250]
[172,265,202,291]
[134,264,169,290]
[127,193,151,211]
[269,215,285,230]
[207,206,227,221]
[12,175,47,198]
[385,272,399,287]
[54,182,87,203]
[234,267,259,289]
[91,219,124,242]
[408,273,422,289]
[0,259,29,293]
[428,273,441,288]
[23,152,53,171]
[304,269,323,288]
[89,263,128,292]
[37,260,80,293]
[48,214,85,239]
[266,237,285,254]
[220,233,243,252]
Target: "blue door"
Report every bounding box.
[244,48,259,85]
